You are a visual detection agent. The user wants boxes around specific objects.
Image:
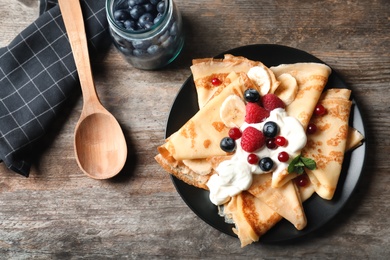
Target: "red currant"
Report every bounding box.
[295,174,309,187]
[314,104,326,116]
[211,78,222,86]
[247,154,259,164]
[228,127,242,140]
[266,138,277,149]
[278,151,289,162]
[307,123,317,134]
[275,136,287,147]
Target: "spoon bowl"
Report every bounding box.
[59,0,127,179]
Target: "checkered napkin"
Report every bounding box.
[0,0,111,176]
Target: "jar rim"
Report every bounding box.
[106,0,171,37]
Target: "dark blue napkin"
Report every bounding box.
[0,0,111,176]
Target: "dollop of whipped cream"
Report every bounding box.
[206,108,307,206]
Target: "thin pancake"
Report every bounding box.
[191,54,278,108]
[269,63,332,188]
[160,73,259,161]
[302,89,352,200]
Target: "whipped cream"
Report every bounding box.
[206,108,307,206]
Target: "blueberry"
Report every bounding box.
[130,5,145,19]
[134,0,148,4]
[220,137,236,153]
[154,13,163,24]
[124,19,136,30]
[128,0,137,7]
[133,48,147,56]
[143,3,155,13]
[259,157,274,172]
[157,1,166,13]
[138,13,154,29]
[161,36,174,48]
[263,121,279,138]
[132,39,151,49]
[150,0,160,5]
[169,22,178,36]
[147,45,162,55]
[244,89,260,103]
[114,9,131,21]
[158,30,169,43]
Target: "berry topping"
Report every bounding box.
[113,0,168,32]
[245,103,270,123]
[211,78,222,86]
[263,121,279,138]
[307,123,317,134]
[228,127,242,140]
[241,127,265,152]
[247,154,259,164]
[220,137,236,153]
[275,136,287,147]
[278,151,290,162]
[295,174,309,187]
[244,88,260,103]
[266,138,277,149]
[259,157,274,172]
[261,93,286,111]
[314,104,326,116]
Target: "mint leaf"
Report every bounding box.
[288,155,301,173]
[294,166,305,174]
[287,154,317,174]
[301,157,316,170]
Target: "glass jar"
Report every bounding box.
[106,0,185,70]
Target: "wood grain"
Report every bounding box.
[0,0,389,258]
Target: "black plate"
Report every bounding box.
[165,44,366,243]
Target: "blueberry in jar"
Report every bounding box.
[138,13,154,29]
[124,19,136,30]
[130,5,145,20]
[107,0,184,69]
[259,157,274,172]
[220,137,236,153]
[143,3,155,13]
[114,9,131,21]
[263,121,279,138]
[128,0,136,7]
[157,1,166,13]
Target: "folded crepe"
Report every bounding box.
[158,73,259,162]
[269,63,332,188]
[191,54,278,108]
[302,89,353,200]
[223,130,363,247]
[247,173,307,230]
[223,191,283,247]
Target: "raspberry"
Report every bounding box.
[261,94,285,111]
[245,102,270,123]
[241,127,265,152]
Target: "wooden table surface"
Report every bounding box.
[1,0,389,258]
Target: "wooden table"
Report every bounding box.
[1,0,389,258]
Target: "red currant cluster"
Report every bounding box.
[307,104,327,134]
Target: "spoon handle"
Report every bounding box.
[59,0,100,108]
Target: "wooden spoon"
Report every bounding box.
[59,0,127,179]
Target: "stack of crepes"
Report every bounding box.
[155,55,364,247]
